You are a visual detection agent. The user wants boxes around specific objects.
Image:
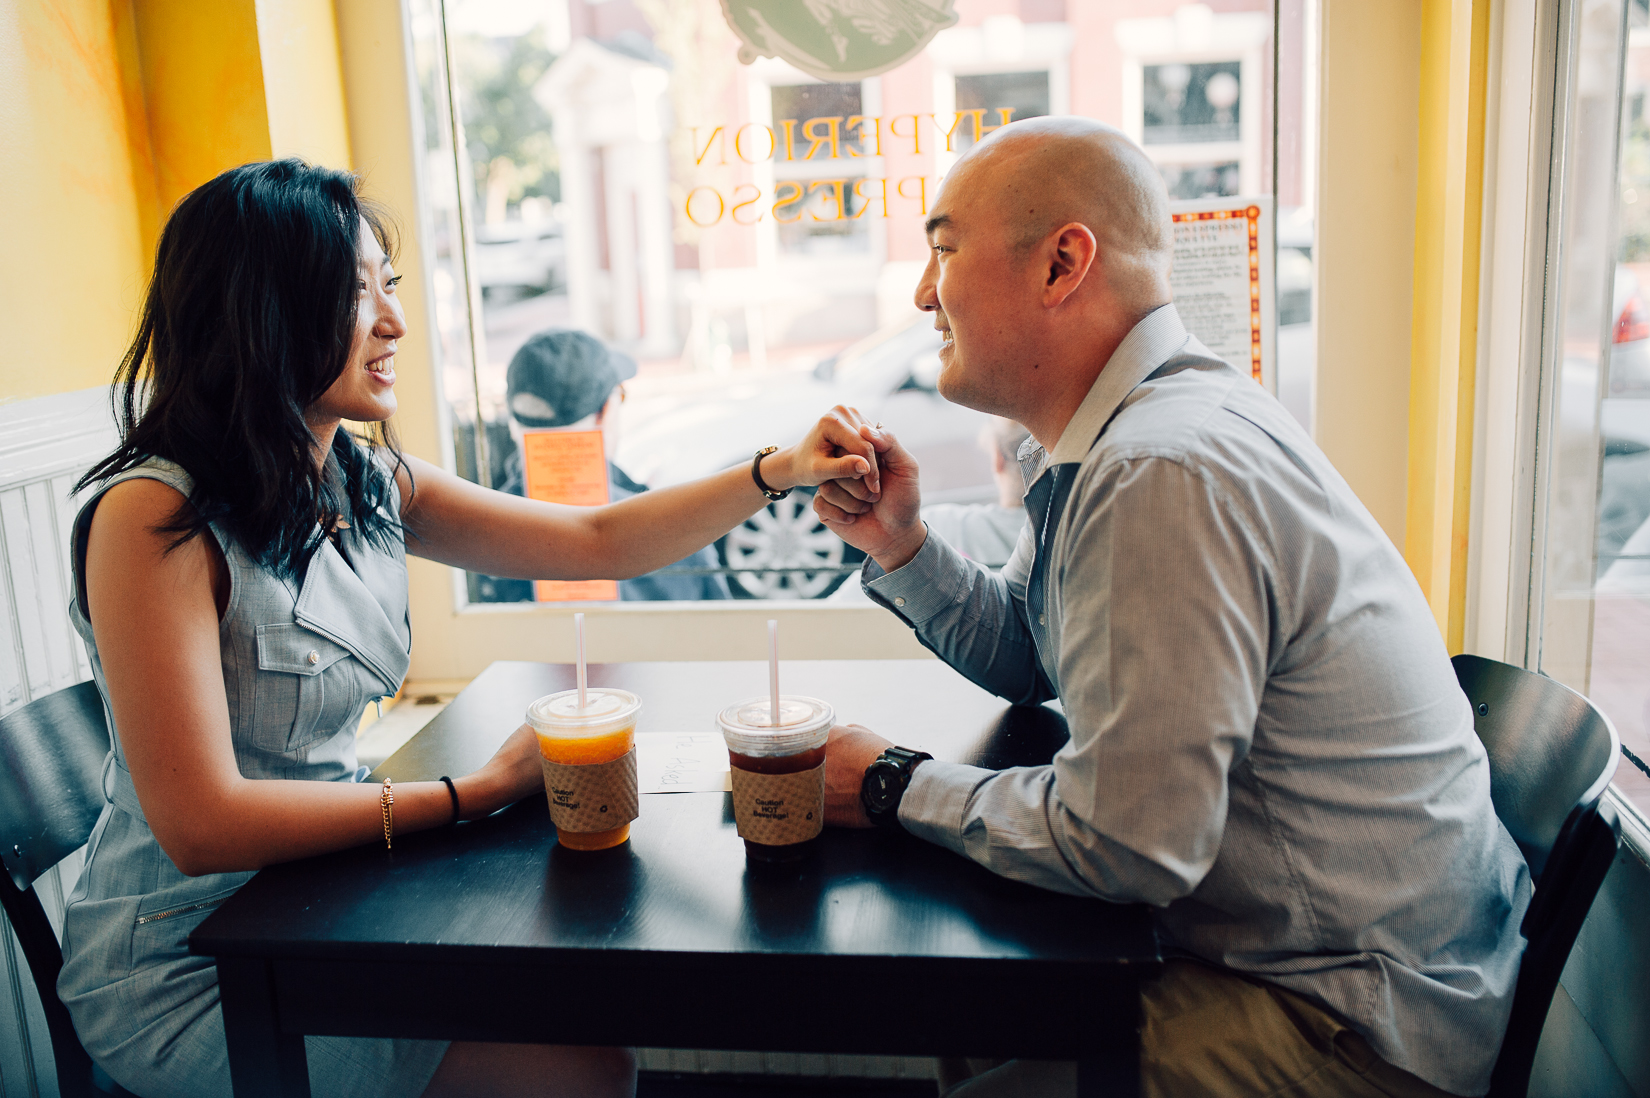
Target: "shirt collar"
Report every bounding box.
[1044,302,1190,466]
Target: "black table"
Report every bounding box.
[192,660,1160,1097]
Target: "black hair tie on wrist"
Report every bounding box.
[440,776,461,824]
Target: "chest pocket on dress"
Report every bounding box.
[253,623,366,754]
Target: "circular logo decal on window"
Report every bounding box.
[720,0,959,81]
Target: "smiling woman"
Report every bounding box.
[55,158,878,1098]
[306,224,407,431]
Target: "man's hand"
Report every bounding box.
[824,723,895,828]
[763,405,880,492]
[813,425,928,574]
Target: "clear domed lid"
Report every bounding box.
[716,695,833,756]
[526,689,642,738]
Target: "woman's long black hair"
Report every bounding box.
[77,159,409,577]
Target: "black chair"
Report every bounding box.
[0,679,134,1098]
[1453,654,1623,1098]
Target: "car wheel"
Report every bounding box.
[718,489,864,599]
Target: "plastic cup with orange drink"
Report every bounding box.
[527,688,641,850]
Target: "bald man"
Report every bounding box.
[815,118,1527,1097]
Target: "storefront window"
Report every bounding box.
[1529,0,1650,814]
[410,0,1309,606]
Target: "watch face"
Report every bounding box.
[865,762,900,813]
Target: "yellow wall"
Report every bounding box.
[132,0,270,218]
[1405,0,1491,653]
[0,0,350,407]
[0,1,153,400]
[255,0,351,168]
[1315,0,1423,546]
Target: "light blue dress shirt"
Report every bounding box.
[863,304,1529,1096]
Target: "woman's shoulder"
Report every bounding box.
[83,465,231,617]
[82,458,213,553]
[93,456,196,501]
[90,476,192,545]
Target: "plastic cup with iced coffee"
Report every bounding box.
[718,696,834,865]
[528,688,641,850]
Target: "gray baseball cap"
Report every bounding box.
[505,329,638,428]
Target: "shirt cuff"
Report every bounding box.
[862,527,976,625]
[897,759,993,856]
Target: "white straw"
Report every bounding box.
[575,612,588,710]
[768,618,781,727]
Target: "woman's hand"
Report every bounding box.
[814,424,928,574]
[758,405,882,494]
[456,723,544,820]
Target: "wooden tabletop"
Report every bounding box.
[192,660,1158,1068]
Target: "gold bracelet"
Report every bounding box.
[381,778,394,850]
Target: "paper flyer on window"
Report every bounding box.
[1169,195,1275,393]
[521,428,620,603]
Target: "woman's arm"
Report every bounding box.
[85,479,541,877]
[395,407,879,579]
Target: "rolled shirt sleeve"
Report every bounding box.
[893,455,1274,906]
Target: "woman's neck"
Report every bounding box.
[306,416,341,471]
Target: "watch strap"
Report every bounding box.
[751,446,791,501]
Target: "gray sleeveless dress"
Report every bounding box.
[56,458,448,1098]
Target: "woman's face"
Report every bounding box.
[306,218,407,433]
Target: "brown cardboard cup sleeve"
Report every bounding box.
[729,761,826,845]
[540,749,640,833]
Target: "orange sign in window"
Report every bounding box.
[520,429,619,603]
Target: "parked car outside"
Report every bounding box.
[473,219,566,297]
[616,319,995,598]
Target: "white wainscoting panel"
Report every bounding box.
[0,387,118,1098]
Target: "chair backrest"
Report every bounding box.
[0,679,111,890]
[1453,654,1617,879]
[1452,654,1622,1098]
[0,679,113,1098]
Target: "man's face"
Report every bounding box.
[913,159,1041,414]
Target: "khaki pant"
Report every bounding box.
[939,961,1463,1098]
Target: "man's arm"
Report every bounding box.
[815,427,1054,706]
[849,454,1275,906]
[862,526,1055,706]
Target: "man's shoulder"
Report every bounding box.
[1084,353,1252,468]
[1073,353,1331,512]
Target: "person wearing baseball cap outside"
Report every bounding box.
[479,328,732,602]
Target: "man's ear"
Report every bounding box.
[1043,223,1098,308]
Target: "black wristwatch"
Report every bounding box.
[861,747,934,830]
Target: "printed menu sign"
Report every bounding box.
[1169,196,1275,392]
[521,428,619,602]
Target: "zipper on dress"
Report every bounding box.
[134,896,228,925]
